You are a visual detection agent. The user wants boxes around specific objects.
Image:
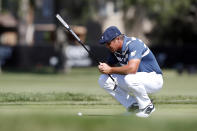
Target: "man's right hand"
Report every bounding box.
[98,62,112,74]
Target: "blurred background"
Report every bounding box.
[1,1,197,131]
[0,0,197,73]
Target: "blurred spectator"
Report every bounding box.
[0,46,12,73]
[0,13,18,46]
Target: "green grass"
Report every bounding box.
[0,68,197,131]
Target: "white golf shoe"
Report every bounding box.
[136,103,155,118]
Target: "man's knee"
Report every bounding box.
[98,74,107,88]
[124,74,141,87]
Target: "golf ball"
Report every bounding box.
[78,112,82,116]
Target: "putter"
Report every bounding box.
[56,14,117,90]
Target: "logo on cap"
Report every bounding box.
[99,26,121,44]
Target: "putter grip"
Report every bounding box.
[56,14,70,29]
[56,14,81,42]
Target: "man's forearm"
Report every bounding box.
[99,59,139,75]
[110,59,140,75]
[110,65,136,75]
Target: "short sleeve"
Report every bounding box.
[128,40,145,60]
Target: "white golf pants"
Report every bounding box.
[98,72,163,109]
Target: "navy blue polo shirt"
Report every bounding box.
[107,36,162,74]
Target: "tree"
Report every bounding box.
[149,0,197,46]
[122,0,196,46]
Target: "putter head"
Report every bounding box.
[113,84,117,91]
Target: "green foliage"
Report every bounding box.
[1,0,19,15]
[123,0,193,25]
[56,0,92,25]
[123,0,197,45]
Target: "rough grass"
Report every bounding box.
[0,68,197,131]
[0,92,100,102]
[0,92,197,105]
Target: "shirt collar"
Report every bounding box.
[114,35,130,55]
[121,35,131,52]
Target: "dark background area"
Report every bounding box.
[1,44,196,74]
[0,0,197,73]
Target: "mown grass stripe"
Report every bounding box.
[0,92,197,104]
[0,92,101,102]
[151,95,197,104]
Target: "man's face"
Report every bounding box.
[105,38,120,52]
